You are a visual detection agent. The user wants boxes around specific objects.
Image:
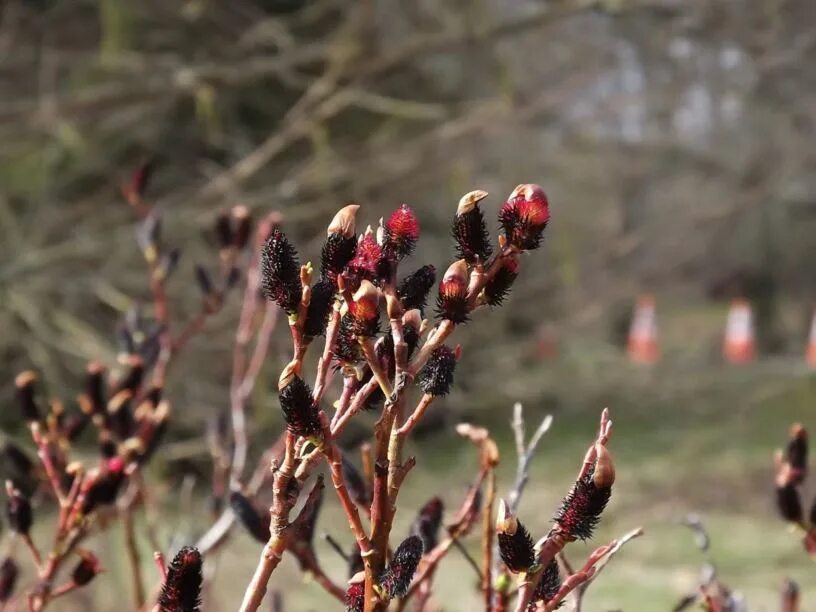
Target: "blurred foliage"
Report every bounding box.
[0,0,813,433]
[0,0,813,450]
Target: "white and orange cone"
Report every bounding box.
[723,298,756,364]
[806,309,816,368]
[627,295,659,364]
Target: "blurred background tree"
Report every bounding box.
[1,0,816,608]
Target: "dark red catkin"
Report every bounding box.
[81,457,126,514]
[453,190,493,264]
[483,255,519,307]
[85,361,107,416]
[303,279,335,338]
[785,424,808,485]
[278,368,321,438]
[137,401,169,465]
[419,345,458,397]
[158,546,202,612]
[15,371,39,423]
[334,313,363,365]
[214,210,233,250]
[230,491,270,543]
[553,445,614,541]
[397,265,436,315]
[499,183,551,251]
[411,497,444,552]
[5,483,32,535]
[108,390,135,440]
[98,431,118,459]
[114,355,145,396]
[341,454,371,508]
[380,535,424,599]
[231,205,253,251]
[402,310,422,358]
[261,228,302,315]
[347,280,381,337]
[383,204,420,261]
[436,260,469,324]
[321,205,359,283]
[776,483,803,523]
[124,159,155,202]
[528,559,563,610]
[346,230,385,286]
[292,477,323,548]
[194,265,215,300]
[496,499,535,573]
[345,581,364,612]
[0,557,19,603]
[71,552,102,586]
[782,578,800,612]
[1,443,35,488]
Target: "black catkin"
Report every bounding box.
[341,455,371,508]
[158,547,202,612]
[303,279,335,338]
[230,491,270,543]
[321,233,357,282]
[411,497,444,552]
[261,228,302,314]
[397,265,436,314]
[279,376,321,438]
[553,474,611,541]
[483,257,519,306]
[0,557,19,603]
[776,483,803,523]
[380,535,423,599]
[419,346,457,397]
[15,372,39,423]
[528,559,563,610]
[497,521,535,573]
[453,206,492,264]
[5,487,33,535]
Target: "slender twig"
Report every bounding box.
[238,434,298,612]
[508,404,553,513]
[123,509,146,609]
[322,425,372,556]
[482,469,496,611]
[514,410,613,612]
[493,404,554,607]
[313,307,341,403]
[571,527,643,611]
[153,551,167,581]
[452,539,483,579]
[321,532,350,562]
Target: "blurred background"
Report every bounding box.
[1,0,816,609]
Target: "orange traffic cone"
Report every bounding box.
[627,295,659,364]
[723,298,756,364]
[806,310,816,368]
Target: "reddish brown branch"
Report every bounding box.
[238,433,298,612]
